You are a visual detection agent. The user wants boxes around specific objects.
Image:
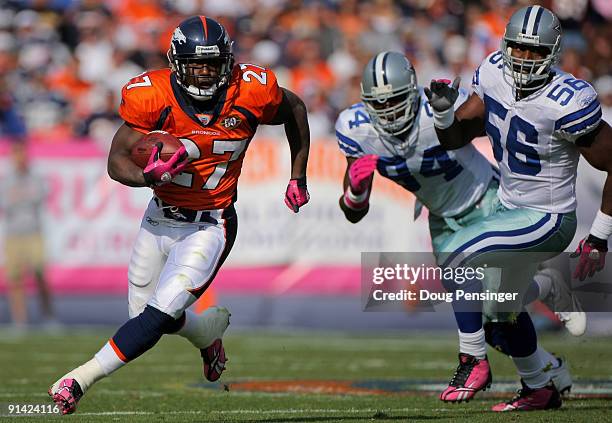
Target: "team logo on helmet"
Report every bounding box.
[169,16,235,101]
[222,115,242,129]
[172,27,187,45]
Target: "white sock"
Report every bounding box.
[176,310,201,347]
[93,341,127,376]
[52,356,108,395]
[512,350,550,388]
[537,346,560,370]
[533,272,552,300]
[70,358,106,393]
[51,340,127,395]
[458,328,487,359]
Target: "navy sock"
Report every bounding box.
[505,311,538,357]
[484,311,537,358]
[442,274,483,333]
[111,306,185,362]
[484,322,511,356]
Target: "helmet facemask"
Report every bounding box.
[501,40,559,94]
[361,84,420,136]
[501,5,562,95]
[168,45,234,101]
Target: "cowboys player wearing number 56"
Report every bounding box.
[336,50,583,410]
[48,16,310,414]
[426,5,611,411]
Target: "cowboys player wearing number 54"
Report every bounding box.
[336,50,582,411]
[47,16,310,414]
[425,5,611,411]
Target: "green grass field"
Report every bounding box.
[1,328,611,422]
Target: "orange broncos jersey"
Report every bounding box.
[119,64,283,210]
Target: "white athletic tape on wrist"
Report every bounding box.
[433,108,455,129]
[344,186,369,210]
[590,210,612,240]
[347,186,369,203]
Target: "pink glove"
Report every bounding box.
[285,177,310,213]
[571,235,607,281]
[143,142,189,186]
[349,155,378,193]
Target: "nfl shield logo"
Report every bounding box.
[196,114,212,125]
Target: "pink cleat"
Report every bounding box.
[201,338,227,382]
[48,378,83,415]
[492,380,562,412]
[440,353,492,402]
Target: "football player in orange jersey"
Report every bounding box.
[48,16,310,414]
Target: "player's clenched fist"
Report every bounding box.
[143,142,189,186]
[349,154,378,193]
[285,176,310,213]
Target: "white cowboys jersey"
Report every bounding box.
[472,50,603,213]
[335,90,495,218]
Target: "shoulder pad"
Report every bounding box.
[119,70,170,132]
[553,79,601,142]
[472,51,504,98]
[235,64,283,124]
[335,105,369,158]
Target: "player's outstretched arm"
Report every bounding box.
[108,123,149,187]
[573,121,612,280]
[425,78,486,150]
[578,121,612,215]
[338,156,376,224]
[268,88,311,212]
[269,88,310,179]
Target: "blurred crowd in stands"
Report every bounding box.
[0,0,610,147]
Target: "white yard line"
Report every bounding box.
[75,407,457,416]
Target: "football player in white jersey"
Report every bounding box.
[337,51,579,409]
[426,5,611,412]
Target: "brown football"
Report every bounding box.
[130,131,184,169]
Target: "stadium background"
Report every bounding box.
[0,0,610,332]
[1,1,612,421]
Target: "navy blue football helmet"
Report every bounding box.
[167,16,234,100]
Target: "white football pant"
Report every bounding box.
[127,199,237,319]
